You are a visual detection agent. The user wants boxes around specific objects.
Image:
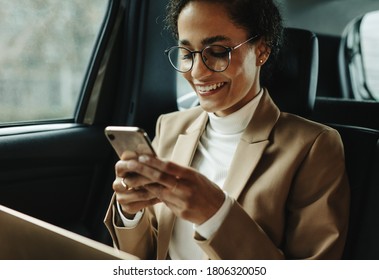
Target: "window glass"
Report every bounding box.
[0,0,108,124]
[360,10,379,100]
[176,73,198,111]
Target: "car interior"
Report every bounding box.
[0,0,378,259]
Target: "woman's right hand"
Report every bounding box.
[113,151,161,219]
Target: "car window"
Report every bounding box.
[176,73,198,111]
[360,11,379,100]
[0,0,108,125]
[342,10,379,101]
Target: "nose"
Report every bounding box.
[190,53,213,79]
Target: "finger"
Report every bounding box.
[142,183,163,198]
[121,173,152,189]
[120,150,138,160]
[121,177,129,189]
[143,183,181,207]
[113,177,129,192]
[138,155,189,179]
[118,197,161,216]
[116,160,155,188]
[115,160,134,177]
[112,177,146,194]
[116,159,148,178]
[117,189,160,215]
[121,158,173,188]
[116,187,157,204]
[124,157,187,194]
[135,156,190,191]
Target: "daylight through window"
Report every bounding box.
[0,0,108,124]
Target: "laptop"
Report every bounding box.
[0,204,138,260]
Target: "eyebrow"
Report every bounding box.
[179,35,231,47]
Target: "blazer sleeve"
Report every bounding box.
[103,194,157,259]
[195,129,350,259]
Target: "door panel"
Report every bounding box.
[0,125,115,243]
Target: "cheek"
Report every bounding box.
[182,72,191,81]
[225,57,258,97]
[236,53,258,82]
[181,72,193,86]
[242,50,258,73]
[228,61,256,86]
[230,50,257,74]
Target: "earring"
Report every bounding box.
[259,59,263,64]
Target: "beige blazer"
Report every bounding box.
[104,89,350,260]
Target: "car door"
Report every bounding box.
[0,0,177,246]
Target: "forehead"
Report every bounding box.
[177,1,247,44]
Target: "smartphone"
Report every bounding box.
[104,126,156,158]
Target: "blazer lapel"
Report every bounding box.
[157,110,208,259]
[223,90,280,199]
[157,91,280,258]
[171,111,208,165]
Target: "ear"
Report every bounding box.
[255,39,271,66]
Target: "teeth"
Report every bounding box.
[197,82,224,93]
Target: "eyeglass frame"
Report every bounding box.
[164,35,259,73]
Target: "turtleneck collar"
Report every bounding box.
[207,89,263,135]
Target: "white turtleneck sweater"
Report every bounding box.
[118,90,263,260]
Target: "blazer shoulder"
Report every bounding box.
[277,112,341,141]
[157,106,205,133]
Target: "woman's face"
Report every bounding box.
[178,1,265,116]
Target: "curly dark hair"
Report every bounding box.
[164,0,284,83]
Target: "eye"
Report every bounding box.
[178,48,192,60]
[206,45,229,58]
[181,53,192,60]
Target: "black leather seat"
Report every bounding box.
[265,28,319,118]
[329,124,379,259]
[265,28,379,259]
[314,97,379,130]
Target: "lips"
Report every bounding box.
[196,82,225,95]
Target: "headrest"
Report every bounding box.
[265,28,319,117]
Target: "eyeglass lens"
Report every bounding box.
[168,45,230,72]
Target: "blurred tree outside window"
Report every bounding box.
[0,0,108,124]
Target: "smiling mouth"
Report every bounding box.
[196,82,225,95]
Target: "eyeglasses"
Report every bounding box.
[164,35,258,73]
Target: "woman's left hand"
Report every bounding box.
[120,154,225,225]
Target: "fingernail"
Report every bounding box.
[138,155,150,163]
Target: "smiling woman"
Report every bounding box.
[104,0,350,260]
[0,0,108,124]
[0,0,377,263]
